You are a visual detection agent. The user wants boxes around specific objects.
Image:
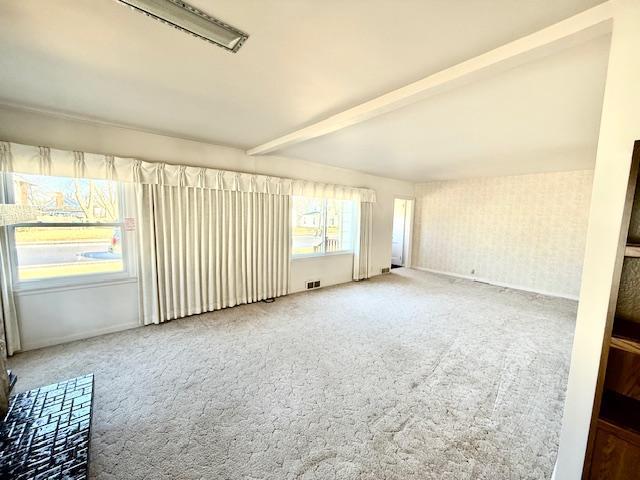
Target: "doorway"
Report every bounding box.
[391,197,414,268]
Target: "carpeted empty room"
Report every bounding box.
[9,270,576,479]
[4,2,640,479]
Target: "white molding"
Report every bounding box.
[402,198,414,268]
[19,320,140,352]
[412,266,579,301]
[291,251,354,261]
[247,3,613,156]
[14,277,138,296]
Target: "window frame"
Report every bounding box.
[291,196,356,259]
[4,173,132,291]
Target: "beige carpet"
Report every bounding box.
[8,268,576,480]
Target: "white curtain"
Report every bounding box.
[353,202,373,280]
[136,184,290,324]
[4,142,376,203]
[0,140,378,331]
[0,174,14,415]
[0,145,20,355]
[0,225,19,355]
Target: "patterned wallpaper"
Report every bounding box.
[412,170,594,298]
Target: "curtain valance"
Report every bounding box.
[0,142,376,203]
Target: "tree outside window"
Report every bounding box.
[10,173,125,282]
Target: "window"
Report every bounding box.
[292,196,355,256]
[8,173,126,284]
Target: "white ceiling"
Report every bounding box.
[277,35,611,181]
[0,0,608,180]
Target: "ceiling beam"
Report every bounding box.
[247,2,613,156]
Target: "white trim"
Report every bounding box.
[292,251,354,261]
[247,3,613,155]
[412,266,579,301]
[404,199,414,268]
[13,276,137,296]
[14,272,134,293]
[19,319,140,352]
[393,196,415,268]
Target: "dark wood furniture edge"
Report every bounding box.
[582,141,640,479]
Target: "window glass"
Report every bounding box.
[292,197,325,255]
[326,199,354,253]
[15,226,124,281]
[13,173,119,223]
[10,174,125,282]
[292,196,354,256]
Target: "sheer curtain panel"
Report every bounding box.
[0,145,20,355]
[353,202,373,281]
[136,184,290,324]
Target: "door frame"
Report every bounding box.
[392,196,415,267]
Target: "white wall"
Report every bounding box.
[0,104,414,350]
[289,254,354,293]
[16,279,139,350]
[412,170,594,299]
[556,0,640,477]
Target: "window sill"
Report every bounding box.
[13,275,138,296]
[292,251,354,261]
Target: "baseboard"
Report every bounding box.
[412,266,579,301]
[20,320,141,352]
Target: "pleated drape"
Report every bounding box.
[0,223,19,355]
[0,171,15,416]
[3,141,376,203]
[0,146,21,355]
[136,184,290,324]
[353,202,373,280]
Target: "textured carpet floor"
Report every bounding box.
[8,269,576,480]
